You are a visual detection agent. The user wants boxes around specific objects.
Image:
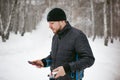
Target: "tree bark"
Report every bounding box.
[90,0,95,41]
[104,0,108,46]
[110,0,113,43]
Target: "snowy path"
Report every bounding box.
[0,12,120,80]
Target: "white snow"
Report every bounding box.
[0,10,120,80]
[84,39,120,80]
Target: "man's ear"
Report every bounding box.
[58,21,62,26]
[59,20,65,25]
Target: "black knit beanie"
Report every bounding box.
[47,8,66,21]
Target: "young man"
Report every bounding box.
[29,8,95,80]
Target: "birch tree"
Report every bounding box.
[110,0,113,43]
[0,0,17,42]
[103,0,108,46]
[90,0,95,41]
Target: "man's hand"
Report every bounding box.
[28,60,44,68]
[52,66,66,79]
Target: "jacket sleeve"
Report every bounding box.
[63,32,95,73]
[41,52,52,67]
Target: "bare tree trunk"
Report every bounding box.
[17,0,26,36]
[0,14,4,39]
[117,0,120,41]
[0,14,3,33]
[0,0,18,42]
[104,0,108,46]
[22,0,27,36]
[90,0,95,41]
[119,0,120,41]
[4,0,11,39]
[110,0,113,43]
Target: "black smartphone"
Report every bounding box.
[28,61,34,65]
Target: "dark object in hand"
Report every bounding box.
[28,61,36,65]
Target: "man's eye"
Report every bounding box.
[51,22,54,24]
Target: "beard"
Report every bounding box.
[54,29,60,34]
[53,26,62,34]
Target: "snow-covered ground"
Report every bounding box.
[0,10,120,80]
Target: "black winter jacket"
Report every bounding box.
[42,22,95,80]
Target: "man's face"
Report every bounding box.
[48,21,61,34]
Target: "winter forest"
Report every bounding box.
[0,0,120,46]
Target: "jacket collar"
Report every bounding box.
[57,21,72,39]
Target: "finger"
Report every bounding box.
[28,61,33,64]
[34,60,43,66]
[28,61,36,65]
[53,68,59,72]
[54,73,60,79]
